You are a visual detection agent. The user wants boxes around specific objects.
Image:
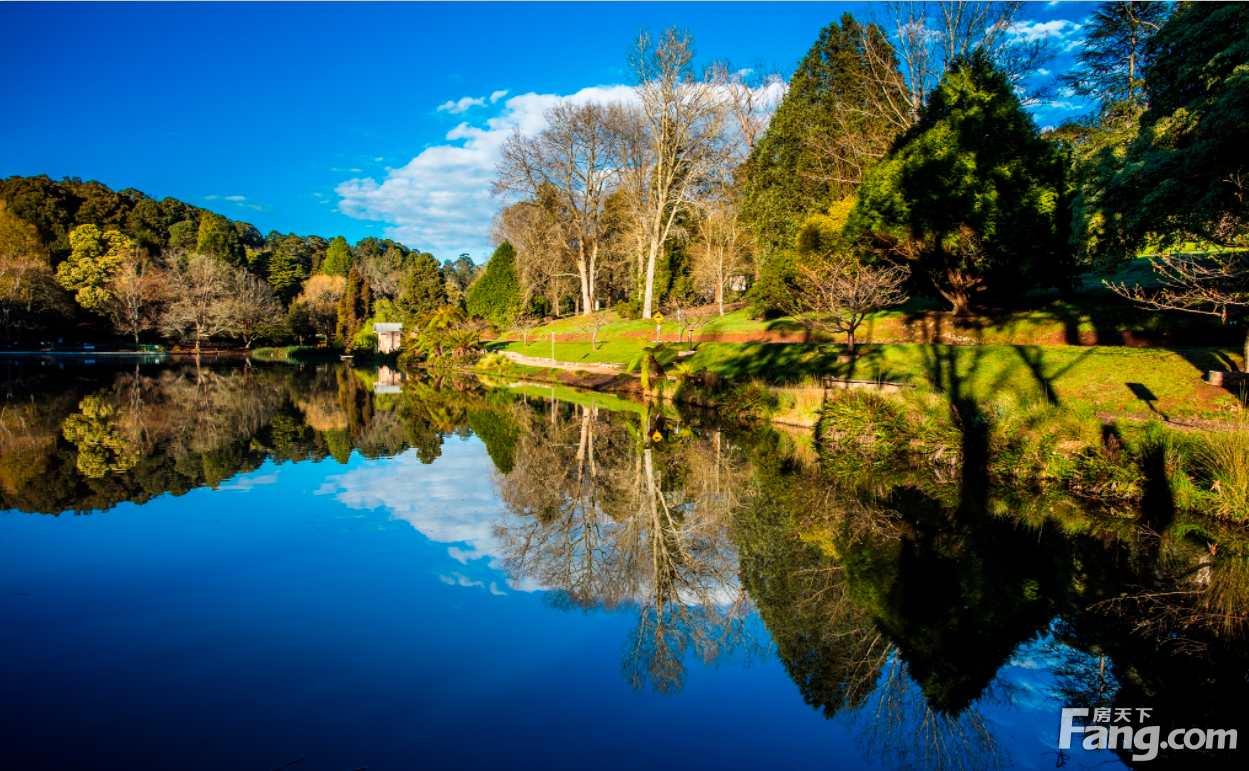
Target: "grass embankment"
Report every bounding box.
[495,339,1244,418]
[818,388,1249,521]
[500,262,1238,348]
[252,345,348,361]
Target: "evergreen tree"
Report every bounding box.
[196,212,244,265]
[1090,2,1249,255]
[321,236,354,276]
[1059,1,1172,111]
[465,242,520,323]
[266,250,308,303]
[168,219,199,251]
[741,14,904,260]
[847,53,1073,315]
[395,252,447,322]
[335,267,370,345]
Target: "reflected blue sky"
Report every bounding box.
[1,436,1118,770]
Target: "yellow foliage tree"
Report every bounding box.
[56,224,135,313]
[61,396,139,478]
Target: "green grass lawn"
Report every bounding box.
[498,258,1239,348]
[494,339,1245,417]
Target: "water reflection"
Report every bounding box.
[4,359,1248,768]
[493,398,759,693]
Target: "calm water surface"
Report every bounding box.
[2,359,1246,770]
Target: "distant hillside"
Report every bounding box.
[0,174,268,263]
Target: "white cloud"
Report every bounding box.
[204,195,216,200]
[1007,18,1081,43]
[437,95,486,114]
[489,90,508,103]
[335,84,636,255]
[373,156,384,161]
[225,195,246,201]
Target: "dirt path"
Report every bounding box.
[501,351,625,375]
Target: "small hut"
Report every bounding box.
[373,322,403,353]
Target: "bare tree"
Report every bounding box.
[692,193,752,316]
[227,269,285,349]
[106,250,168,344]
[785,252,909,353]
[0,202,60,346]
[708,59,786,164]
[495,102,622,316]
[491,201,577,314]
[626,28,730,319]
[509,313,542,347]
[1107,250,1249,368]
[860,1,1056,131]
[161,254,232,353]
[357,245,409,301]
[574,311,612,351]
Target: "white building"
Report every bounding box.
[373,323,403,353]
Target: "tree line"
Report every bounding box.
[475,1,1246,356]
[0,174,482,350]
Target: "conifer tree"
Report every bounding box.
[322,236,354,277]
[196,213,243,265]
[265,250,308,303]
[742,13,904,259]
[335,267,370,345]
[395,252,447,323]
[847,53,1073,315]
[465,241,520,323]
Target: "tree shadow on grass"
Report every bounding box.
[1011,345,1096,408]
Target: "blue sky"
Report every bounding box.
[1,1,1095,262]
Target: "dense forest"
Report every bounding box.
[2,1,1246,357]
[0,173,480,351]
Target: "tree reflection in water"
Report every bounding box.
[4,360,1249,768]
[493,396,761,694]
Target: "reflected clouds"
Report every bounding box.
[322,440,538,592]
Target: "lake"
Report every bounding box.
[2,358,1246,770]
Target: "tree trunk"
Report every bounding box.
[1243,327,1248,373]
[577,246,590,316]
[847,327,856,353]
[643,231,661,319]
[716,283,724,317]
[588,241,599,316]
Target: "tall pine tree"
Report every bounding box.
[335,267,371,345]
[741,13,904,260]
[395,252,447,324]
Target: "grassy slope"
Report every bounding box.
[500,260,1238,347]
[490,262,1246,417]
[496,339,1245,417]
